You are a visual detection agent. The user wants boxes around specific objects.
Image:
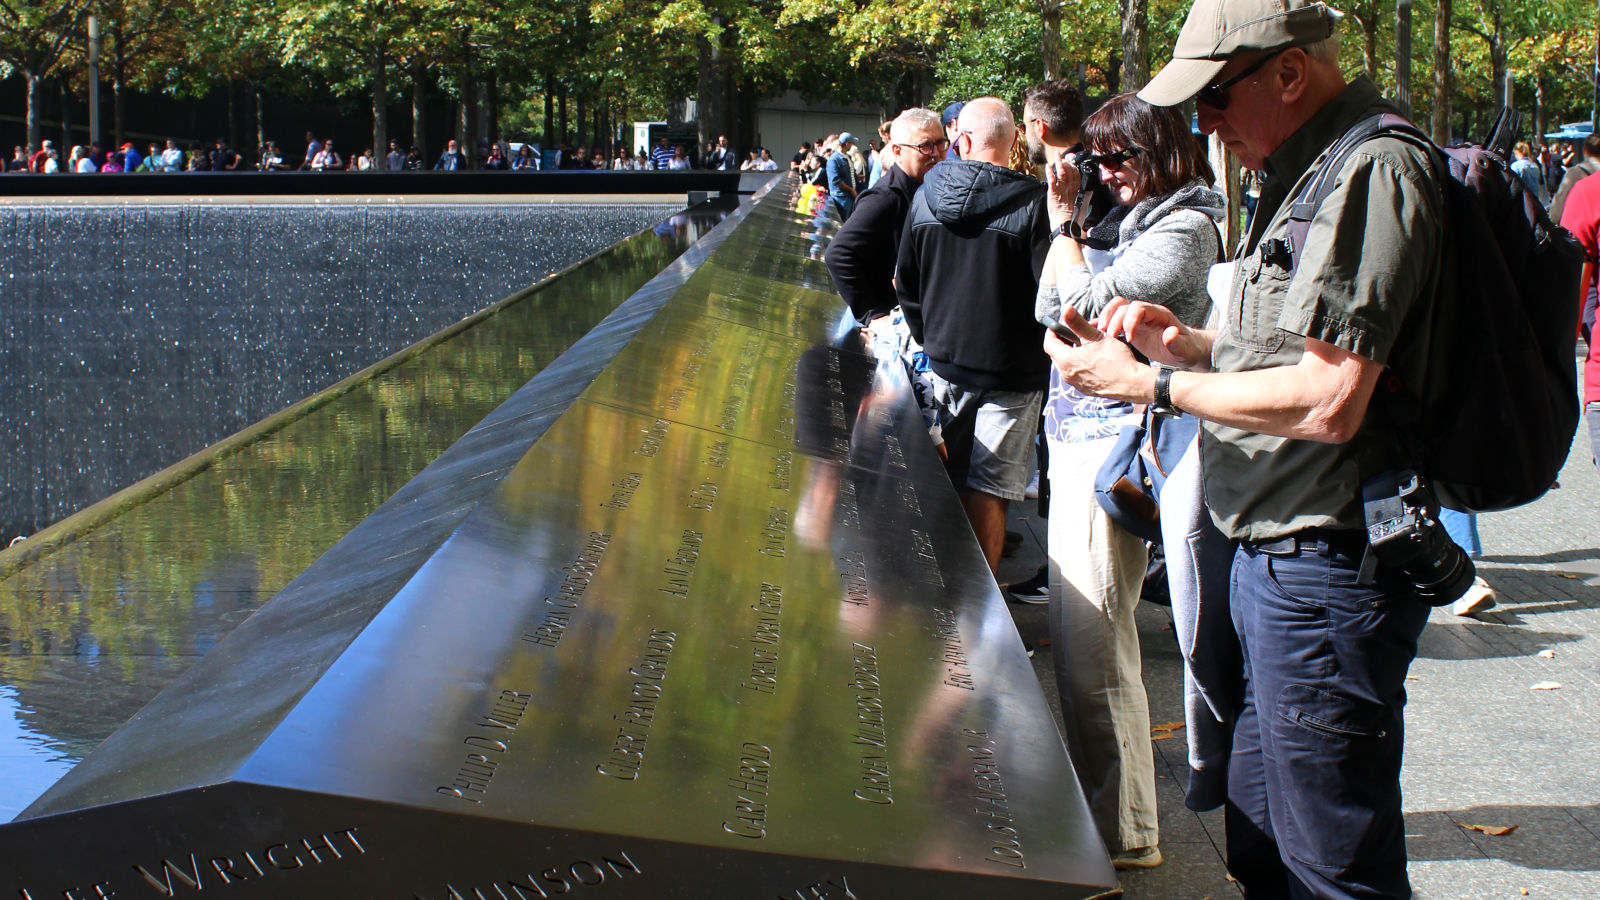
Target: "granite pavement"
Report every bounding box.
[1000,417,1600,899]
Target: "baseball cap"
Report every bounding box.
[839,132,857,145]
[1138,0,1342,107]
[942,102,966,128]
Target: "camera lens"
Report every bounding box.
[1407,526,1477,606]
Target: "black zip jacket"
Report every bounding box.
[895,159,1051,391]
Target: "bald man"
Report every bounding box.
[895,96,1052,571]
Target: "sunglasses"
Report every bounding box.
[1196,48,1286,110]
[1083,146,1143,169]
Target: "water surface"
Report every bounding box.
[0,203,729,819]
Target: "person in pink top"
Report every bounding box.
[1558,169,1600,486]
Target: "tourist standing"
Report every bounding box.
[650,136,675,171]
[1036,90,1222,873]
[1047,1,1443,894]
[825,133,859,220]
[302,132,322,170]
[434,139,466,170]
[386,139,406,171]
[895,97,1051,572]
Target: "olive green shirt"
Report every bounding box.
[1202,77,1443,541]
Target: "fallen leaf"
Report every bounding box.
[1537,649,1556,659]
[1150,721,1185,741]
[1557,572,1579,580]
[1405,675,1420,681]
[1520,889,1530,896]
[1531,682,1562,691]
[1460,823,1519,836]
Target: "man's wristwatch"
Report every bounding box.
[1152,366,1180,418]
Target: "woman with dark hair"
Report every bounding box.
[1033,90,1224,873]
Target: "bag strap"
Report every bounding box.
[1282,112,1431,279]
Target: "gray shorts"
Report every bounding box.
[927,372,1043,501]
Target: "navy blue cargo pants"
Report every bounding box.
[1225,535,1430,899]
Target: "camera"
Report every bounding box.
[1063,146,1116,249]
[1360,471,1475,605]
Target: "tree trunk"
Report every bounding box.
[1209,134,1241,254]
[486,70,499,143]
[112,25,126,149]
[577,93,588,149]
[59,78,71,151]
[412,57,428,157]
[1120,0,1149,91]
[1106,55,1122,96]
[558,87,568,145]
[226,79,237,151]
[544,73,555,144]
[1361,7,1378,82]
[1490,34,1507,114]
[697,36,716,158]
[1395,0,1413,117]
[255,84,264,157]
[461,68,477,166]
[1431,0,1451,145]
[1535,77,1546,145]
[372,48,388,160]
[1041,0,1061,81]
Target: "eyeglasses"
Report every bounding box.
[896,137,950,155]
[1196,48,1286,110]
[1084,146,1143,169]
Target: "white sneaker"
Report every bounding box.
[1023,470,1040,499]
[1451,576,1497,617]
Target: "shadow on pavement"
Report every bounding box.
[1406,803,1600,871]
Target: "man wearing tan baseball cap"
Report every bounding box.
[1042,1,1445,897]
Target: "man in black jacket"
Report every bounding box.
[823,107,947,331]
[896,96,1052,572]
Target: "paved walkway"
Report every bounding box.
[1001,420,1600,898]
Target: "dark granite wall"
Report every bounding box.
[0,203,678,539]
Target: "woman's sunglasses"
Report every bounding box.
[1083,146,1143,169]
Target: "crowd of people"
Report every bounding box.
[816,0,1585,896]
[3,129,786,175]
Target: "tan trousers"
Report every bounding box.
[1046,434,1159,853]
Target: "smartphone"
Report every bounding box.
[1045,317,1080,346]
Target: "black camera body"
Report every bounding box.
[1064,147,1117,249]
[1360,471,1475,605]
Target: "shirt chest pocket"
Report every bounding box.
[1231,247,1293,354]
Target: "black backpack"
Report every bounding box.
[1283,111,1584,512]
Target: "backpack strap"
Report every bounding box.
[1282,112,1431,278]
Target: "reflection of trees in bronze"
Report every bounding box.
[0,224,695,757]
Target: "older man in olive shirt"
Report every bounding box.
[1044,0,1441,896]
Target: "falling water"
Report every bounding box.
[0,202,678,539]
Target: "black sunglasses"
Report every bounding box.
[1196,48,1286,110]
[1083,146,1143,169]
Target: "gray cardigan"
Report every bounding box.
[1039,179,1225,328]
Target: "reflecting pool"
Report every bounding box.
[0,202,731,819]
